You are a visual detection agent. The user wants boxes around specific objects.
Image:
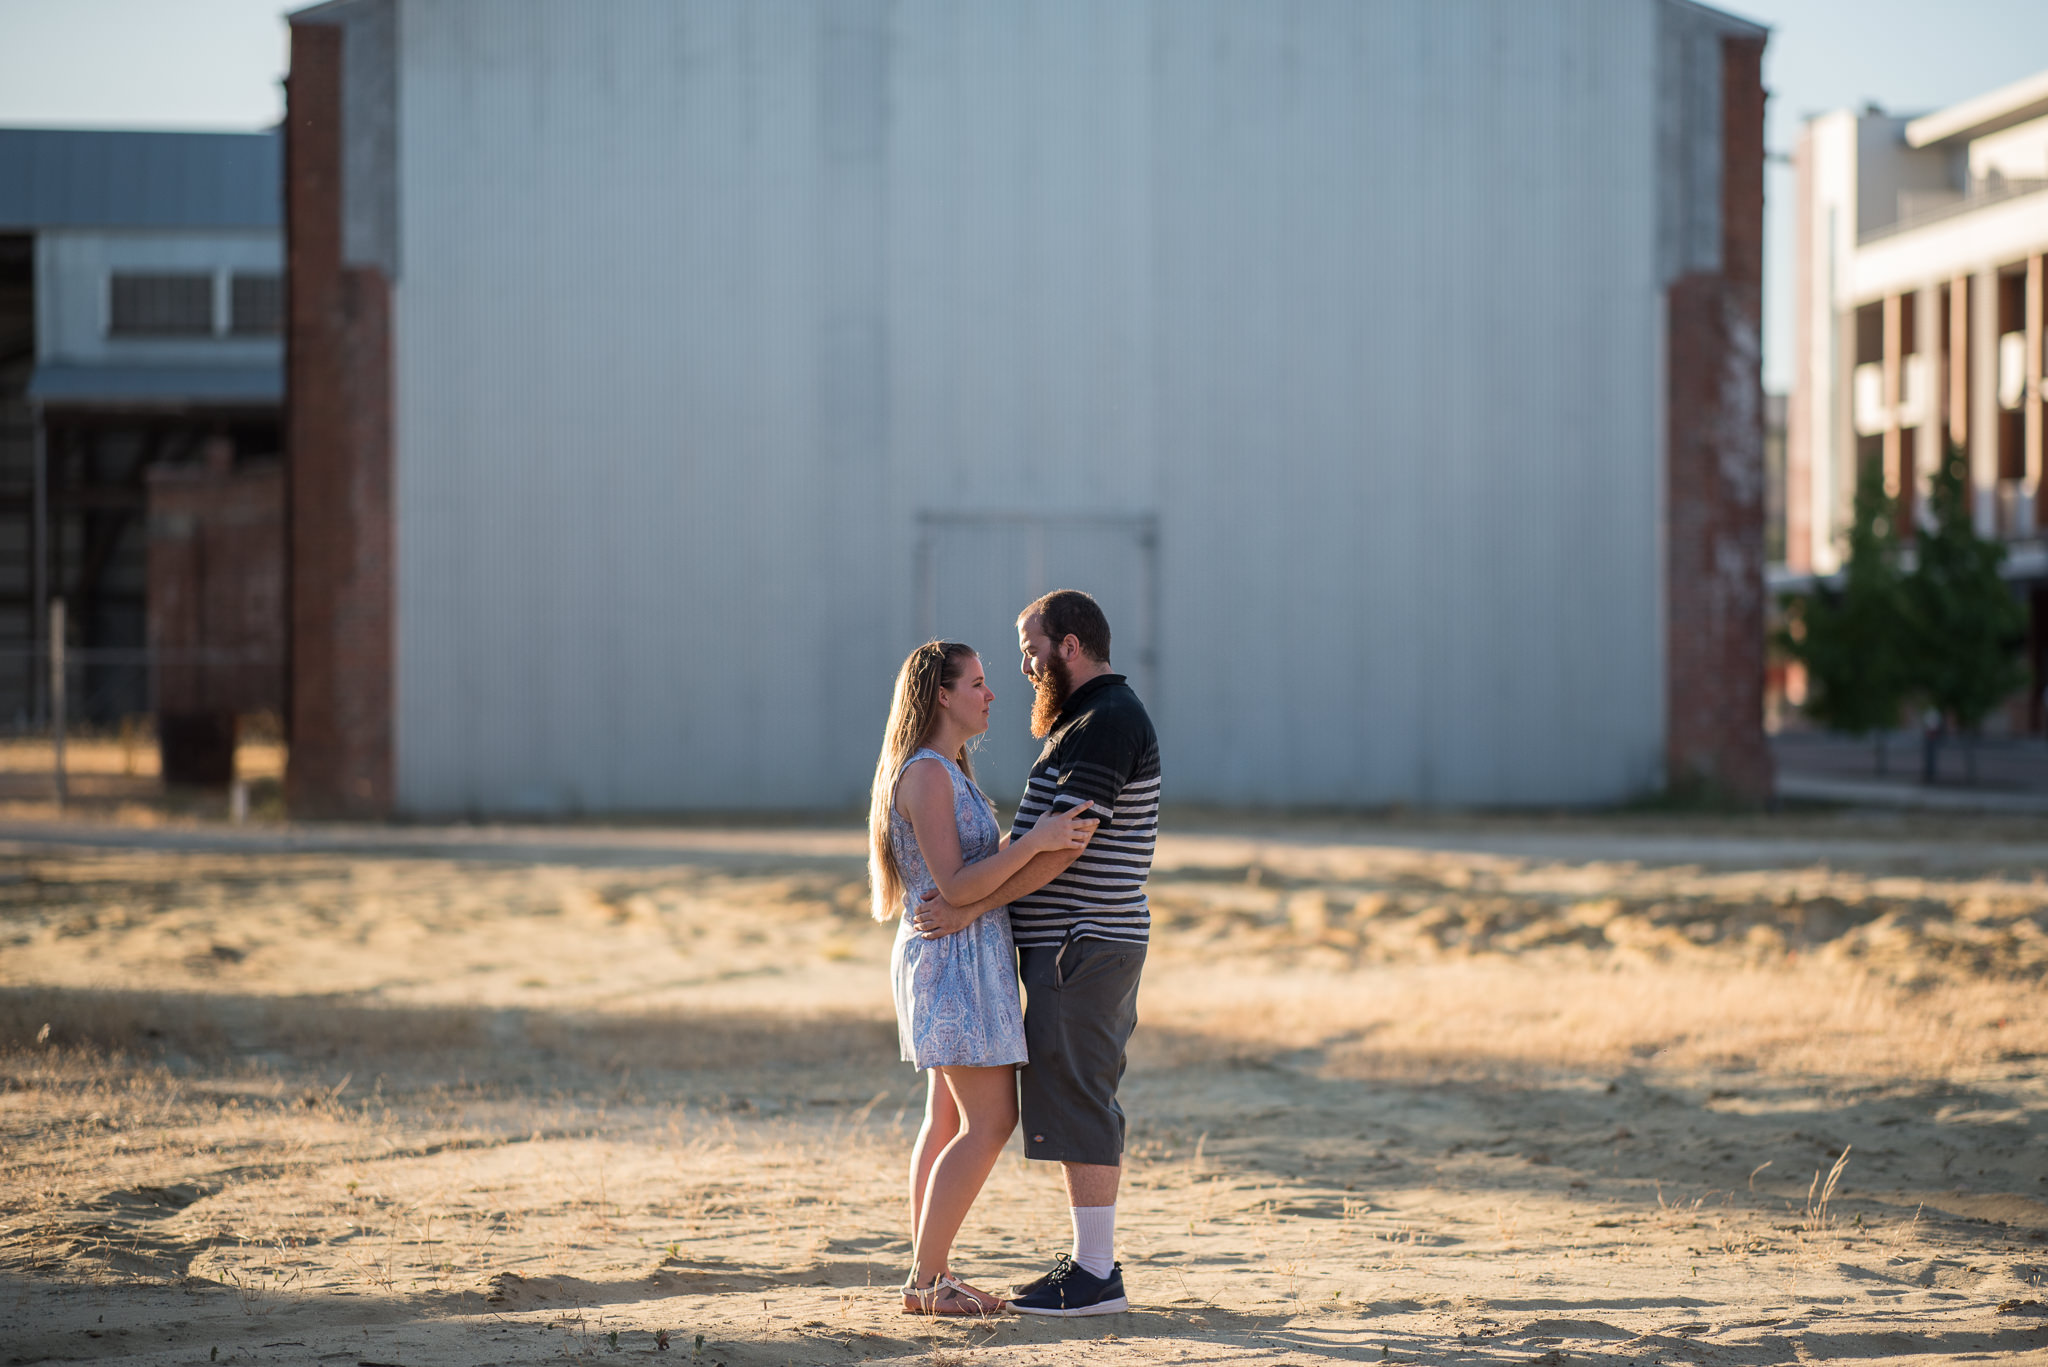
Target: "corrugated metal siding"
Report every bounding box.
[0,130,280,230]
[390,0,1676,814]
[1149,0,1663,805]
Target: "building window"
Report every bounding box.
[108,273,214,335]
[230,273,283,335]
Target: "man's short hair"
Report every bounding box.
[1022,589,1111,664]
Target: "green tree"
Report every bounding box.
[1777,454,1911,770]
[1902,443,2027,782]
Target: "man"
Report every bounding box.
[914,588,1160,1317]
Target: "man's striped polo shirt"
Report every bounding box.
[1007,673,1160,948]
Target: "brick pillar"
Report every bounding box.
[284,20,394,817]
[1664,34,1773,804]
[147,458,287,786]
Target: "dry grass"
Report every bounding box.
[0,819,2044,1364]
[0,734,286,781]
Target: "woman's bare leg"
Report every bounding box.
[911,1065,1018,1288]
[907,1070,960,1263]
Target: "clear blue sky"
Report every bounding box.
[3,0,2046,393]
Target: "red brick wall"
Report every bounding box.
[146,459,286,715]
[284,22,395,818]
[1665,35,1774,803]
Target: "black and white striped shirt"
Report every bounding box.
[1007,674,1160,948]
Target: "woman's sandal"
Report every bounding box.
[900,1271,1005,1317]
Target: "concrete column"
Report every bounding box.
[1949,275,1969,451]
[1788,136,1816,573]
[29,402,45,725]
[1824,304,1856,570]
[1972,268,2000,535]
[1915,283,1941,524]
[2028,253,2044,533]
[1882,292,1903,497]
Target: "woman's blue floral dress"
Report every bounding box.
[888,748,1028,1069]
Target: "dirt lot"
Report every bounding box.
[1,810,2046,1365]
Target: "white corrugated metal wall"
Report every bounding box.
[390,0,1699,814]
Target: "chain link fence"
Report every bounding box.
[0,640,284,815]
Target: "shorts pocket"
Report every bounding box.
[1056,936,1134,989]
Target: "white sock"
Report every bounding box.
[1070,1204,1116,1278]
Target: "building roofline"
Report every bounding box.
[1907,66,2048,148]
[0,127,280,230]
[1663,0,1769,41]
[288,0,376,25]
[281,0,1784,41]
[0,127,277,142]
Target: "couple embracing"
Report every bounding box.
[868,589,1159,1318]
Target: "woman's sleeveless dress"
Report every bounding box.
[888,748,1028,1069]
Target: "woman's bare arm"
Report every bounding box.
[897,758,1095,909]
[912,845,1084,938]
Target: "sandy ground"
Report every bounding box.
[1,811,2046,1366]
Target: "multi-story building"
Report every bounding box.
[1788,68,2048,730]
[0,129,284,758]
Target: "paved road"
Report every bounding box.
[1772,730,2048,814]
[1774,729,2048,790]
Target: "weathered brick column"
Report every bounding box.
[1664,34,1774,803]
[284,17,394,817]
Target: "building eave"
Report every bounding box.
[1848,184,2048,305]
[27,362,283,408]
[1906,65,2048,148]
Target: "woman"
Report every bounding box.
[869,641,1098,1315]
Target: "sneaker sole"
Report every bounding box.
[1009,1296,1128,1317]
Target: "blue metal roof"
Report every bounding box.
[0,129,280,231]
[28,363,283,407]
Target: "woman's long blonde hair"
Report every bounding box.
[869,640,979,921]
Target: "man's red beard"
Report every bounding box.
[1028,654,1076,738]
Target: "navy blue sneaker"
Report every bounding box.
[1007,1255,1128,1316]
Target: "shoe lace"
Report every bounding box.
[1044,1253,1078,1284]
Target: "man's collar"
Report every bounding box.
[1057,672,1125,724]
